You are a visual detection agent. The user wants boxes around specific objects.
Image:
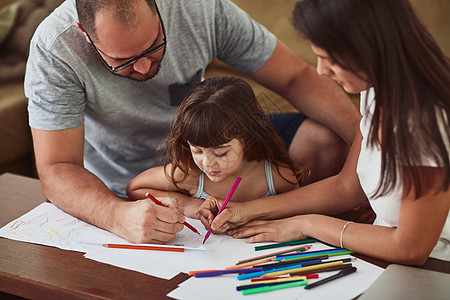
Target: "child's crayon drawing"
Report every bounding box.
[0,202,222,252]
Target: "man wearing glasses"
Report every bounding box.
[25,0,360,244]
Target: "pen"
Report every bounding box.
[250,274,319,282]
[203,176,241,244]
[304,266,357,289]
[255,238,316,251]
[262,260,345,278]
[146,192,200,235]
[277,248,347,259]
[102,244,184,252]
[254,255,329,270]
[278,250,354,261]
[237,277,306,291]
[194,267,263,278]
[237,262,306,280]
[290,263,353,276]
[241,280,307,295]
[239,276,307,287]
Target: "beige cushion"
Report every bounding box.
[0,1,19,44]
[0,0,64,82]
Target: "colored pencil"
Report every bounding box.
[278,250,354,261]
[203,177,241,244]
[226,256,275,270]
[262,260,345,278]
[253,255,329,270]
[250,274,319,282]
[237,277,307,291]
[236,245,312,265]
[241,280,307,295]
[289,263,353,276]
[237,262,307,280]
[102,244,184,252]
[146,192,200,235]
[276,248,347,259]
[194,267,263,278]
[255,238,316,251]
[239,276,307,287]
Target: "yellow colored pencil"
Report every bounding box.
[262,261,343,278]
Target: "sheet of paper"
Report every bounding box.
[83,251,180,280]
[78,233,263,275]
[168,256,383,300]
[0,202,221,251]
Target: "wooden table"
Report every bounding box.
[0,173,449,299]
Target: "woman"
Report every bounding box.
[199,0,450,264]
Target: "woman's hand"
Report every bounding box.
[227,216,309,243]
[198,196,251,233]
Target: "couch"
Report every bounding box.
[1,0,449,177]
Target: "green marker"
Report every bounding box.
[241,280,308,295]
[255,238,316,251]
[283,250,354,262]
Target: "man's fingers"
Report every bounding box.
[153,204,185,224]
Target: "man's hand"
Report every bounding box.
[157,196,205,220]
[118,198,186,244]
[198,196,250,233]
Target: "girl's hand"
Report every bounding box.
[227,216,308,243]
[198,196,251,233]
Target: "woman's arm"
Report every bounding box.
[126,165,204,218]
[199,131,367,232]
[230,167,450,265]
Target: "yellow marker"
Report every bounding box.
[262,261,343,278]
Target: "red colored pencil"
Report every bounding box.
[146,192,201,235]
[102,244,184,252]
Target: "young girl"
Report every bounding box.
[127,76,306,219]
[200,0,450,264]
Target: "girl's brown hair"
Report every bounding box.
[164,76,306,190]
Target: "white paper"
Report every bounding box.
[168,258,383,300]
[0,202,222,251]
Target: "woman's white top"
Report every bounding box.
[357,88,450,261]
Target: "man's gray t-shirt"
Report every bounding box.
[26,0,276,196]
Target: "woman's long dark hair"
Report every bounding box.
[293,0,450,198]
[164,76,307,191]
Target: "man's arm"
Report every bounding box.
[250,40,360,144]
[126,165,204,219]
[31,125,185,244]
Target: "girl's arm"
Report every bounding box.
[231,170,449,265]
[200,131,367,232]
[126,165,204,218]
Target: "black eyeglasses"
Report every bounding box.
[86,3,166,73]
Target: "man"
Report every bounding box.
[25,0,360,244]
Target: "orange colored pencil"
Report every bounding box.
[226,256,275,270]
[188,269,217,276]
[102,244,185,252]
